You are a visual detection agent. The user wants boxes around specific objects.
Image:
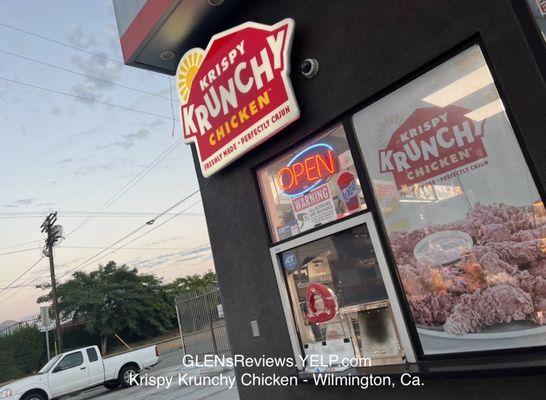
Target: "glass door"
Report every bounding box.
[270,213,415,371]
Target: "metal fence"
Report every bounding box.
[0,315,41,336]
[175,285,231,357]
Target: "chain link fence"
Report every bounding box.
[175,285,231,357]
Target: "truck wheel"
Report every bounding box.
[104,381,119,389]
[22,392,46,400]
[118,364,139,388]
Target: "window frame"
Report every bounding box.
[345,41,546,361]
[255,122,369,245]
[86,347,99,363]
[269,212,416,370]
[53,351,84,373]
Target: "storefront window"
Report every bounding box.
[527,0,546,44]
[279,224,405,370]
[257,125,367,242]
[353,45,546,355]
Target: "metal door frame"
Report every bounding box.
[269,212,416,370]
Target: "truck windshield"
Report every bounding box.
[38,355,61,374]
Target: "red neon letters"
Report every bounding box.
[278,148,338,194]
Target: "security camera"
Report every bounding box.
[300,58,319,78]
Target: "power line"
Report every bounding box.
[0,21,122,65]
[0,264,50,304]
[145,190,201,225]
[0,270,48,305]
[59,192,200,279]
[0,211,199,216]
[0,76,175,121]
[0,283,41,290]
[64,139,186,238]
[0,210,203,219]
[0,199,203,303]
[0,257,44,297]
[61,246,190,251]
[0,239,42,251]
[0,212,202,220]
[113,200,203,251]
[0,48,175,102]
[60,200,203,280]
[0,248,37,256]
[61,196,200,278]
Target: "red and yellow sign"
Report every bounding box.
[378,106,487,190]
[176,19,300,177]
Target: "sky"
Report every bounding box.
[0,1,213,321]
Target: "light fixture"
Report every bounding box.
[423,65,493,107]
[160,50,176,62]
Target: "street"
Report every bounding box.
[67,350,239,400]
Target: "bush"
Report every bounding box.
[0,326,46,383]
[0,349,19,384]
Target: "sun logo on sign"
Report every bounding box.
[176,49,204,104]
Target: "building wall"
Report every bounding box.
[192,1,546,398]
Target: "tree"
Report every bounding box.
[163,272,219,334]
[37,261,174,354]
[163,271,217,301]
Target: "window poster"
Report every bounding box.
[353,45,546,355]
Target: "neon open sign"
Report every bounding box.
[277,143,339,197]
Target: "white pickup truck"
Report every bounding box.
[0,345,159,400]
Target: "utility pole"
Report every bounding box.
[41,212,63,353]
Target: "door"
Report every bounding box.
[85,347,105,386]
[270,213,416,370]
[48,351,89,396]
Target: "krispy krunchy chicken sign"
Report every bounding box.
[176,19,299,177]
[379,105,487,191]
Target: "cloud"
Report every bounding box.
[2,198,36,208]
[70,84,101,104]
[15,198,35,205]
[65,26,98,51]
[2,198,55,209]
[56,256,86,275]
[129,244,212,271]
[70,162,115,177]
[96,128,150,150]
[71,53,122,90]
[144,236,182,247]
[116,128,150,149]
[36,202,56,207]
[66,26,123,104]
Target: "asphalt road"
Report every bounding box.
[66,350,240,400]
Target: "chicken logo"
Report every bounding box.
[176,19,300,177]
[379,106,487,191]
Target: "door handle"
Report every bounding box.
[80,367,87,370]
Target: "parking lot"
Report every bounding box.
[68,350,240,400]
